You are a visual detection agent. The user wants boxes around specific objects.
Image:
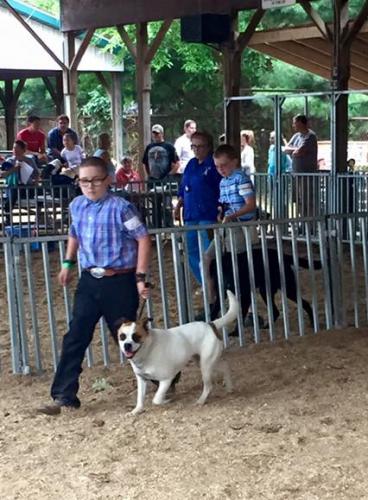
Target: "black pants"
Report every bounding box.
[51,271,139,405]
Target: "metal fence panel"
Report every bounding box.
[2,214,368,375]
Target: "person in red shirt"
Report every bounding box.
[17,115,47,162]
[116,156,143,191]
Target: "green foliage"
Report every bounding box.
[12,0,368,154]
[20,0,59,15]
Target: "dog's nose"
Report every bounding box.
[124,343,132,352]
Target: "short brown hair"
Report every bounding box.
[57,114,70,122]
[213,144,238,160]
[191,131,213,152]
[80,156,108,176]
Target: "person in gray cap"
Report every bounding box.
[142,124,179,182]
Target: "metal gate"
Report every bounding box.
[1,213,367,375]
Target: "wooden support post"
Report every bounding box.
[223,45,241,155]
[63,32,78,130]
[4,80,15,149]
[4,78,26,149]
[117,21,172,170]
[223,9,264,156]
[331,0,350,174]
[55,74,64,115]
[111,72,123,162]
[136,22,151,164]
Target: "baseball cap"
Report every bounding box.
[152,124,164,134]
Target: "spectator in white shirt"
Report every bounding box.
[240,129,255,177]
[60,133,85,177]
[174,119,197,174]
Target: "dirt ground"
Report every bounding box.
[1,327,368,500]
[1,245,368,500]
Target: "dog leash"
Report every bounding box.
[137,281,154,320]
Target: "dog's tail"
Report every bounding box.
[212,290,239,331]
[298,257,322,270]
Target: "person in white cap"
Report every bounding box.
[174,119,197,175]
[142,124,179,181]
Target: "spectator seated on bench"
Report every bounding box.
[0,140,39,224]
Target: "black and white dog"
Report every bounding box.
[210,248,321,327]
[116,290,239,415]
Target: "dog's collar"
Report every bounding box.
[208,321,222,341]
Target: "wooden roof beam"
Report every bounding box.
[116,25,137,60]
[343,0,368,45]
[237,8,265,52]
[2,0,66,71]
[253,44,365,88]
[70,29,95,71]
[145,19,173,64]
[299,0,332,41]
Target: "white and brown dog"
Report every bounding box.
[117,290,239,414]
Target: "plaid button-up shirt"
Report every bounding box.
[219,169,256,221]
[69,192,148,269]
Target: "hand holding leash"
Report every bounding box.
[137,280,153,300]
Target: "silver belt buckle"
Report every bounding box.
[90,267,106,279]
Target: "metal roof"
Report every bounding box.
[249,21,368,89]
[0,3,124,79]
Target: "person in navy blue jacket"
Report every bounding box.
[174,131,222,284]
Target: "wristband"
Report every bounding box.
[136,272,146,283]
[62,259,76,270]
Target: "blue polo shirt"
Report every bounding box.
[179,154,221,222]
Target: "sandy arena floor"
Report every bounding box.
[1,327,368,500]
[1,245,368,499]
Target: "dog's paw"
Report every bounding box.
[129,407,144,416]
[152,397,171,406]
[195,398,207,406]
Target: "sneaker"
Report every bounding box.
[244,313,266,329]
[37,398,80,416]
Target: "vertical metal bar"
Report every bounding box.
[290,222,305,336]
[335,217,347,327]
[317,220,333,329]
[76,259,94,367]
[243,226,261,344]
[326,218,341,328]
[359,216,368,323]
[155,233,171,328]
[348,218,359,327]
[171,231,187,324]
[259,224,275,341]
[98,318,110,367]
[214,229,232,348]
[42,242,59,370]
[181,230,195,322]
[24,243,42,372]
[305,221,319,332]
[275,224,290,339]
[4,240,21,373]
[198,228,211,321]
[13,242,30,373]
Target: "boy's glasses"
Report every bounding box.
[191,144,206,149]
[79,176,108,187]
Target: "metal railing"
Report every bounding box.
[1,213,368,375]
[1,173,367,236]
[0,180,179,236]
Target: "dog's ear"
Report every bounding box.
[111,317,128,344]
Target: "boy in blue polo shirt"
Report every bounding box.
[203,144,263,327]
[214,143,257,253]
